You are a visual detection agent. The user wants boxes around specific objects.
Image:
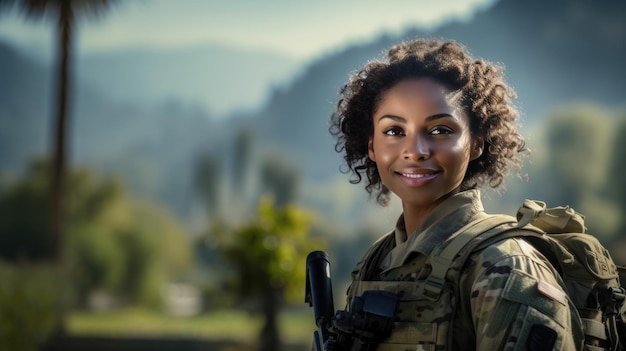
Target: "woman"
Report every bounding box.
[329,38,583,350]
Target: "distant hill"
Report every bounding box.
[1,0,625,225]
[0,41,216,215]
[0,43,51,172]
[77,44,302,116]
[430,0,626,117]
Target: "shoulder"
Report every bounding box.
[459,236,584,350]
[469,231,553,273]
[463,235,569,308]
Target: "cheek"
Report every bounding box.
[370,140,397,185]
[444,139,474,172]
[371,140,398,166]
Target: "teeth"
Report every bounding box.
[402,173,432,178]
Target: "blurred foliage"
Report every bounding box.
[207,196,325,351]
[67,171,193,308]
[211,196,324,304]
[0,159,192,308]
[0,261,66,351]
[536,104,620,241]
[0,160,51,260]
[194,127,327,303]
[543,104,612,203]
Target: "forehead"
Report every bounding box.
[375,78,459,115]
[388,77,448,96]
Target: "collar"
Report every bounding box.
[380,189,485,272]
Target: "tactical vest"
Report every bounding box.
[347,210,577,350]
[349,250,460,351]
[347,198,625,351]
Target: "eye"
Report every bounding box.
[429,125,454,136]
[383,126,405,136]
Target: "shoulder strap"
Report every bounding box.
[422,214,544,300]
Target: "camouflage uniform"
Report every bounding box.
[347,190,584,350]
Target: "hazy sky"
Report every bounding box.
[0,0,495,60]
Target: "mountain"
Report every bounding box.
[77,44,302,116]
[431,0,626,117]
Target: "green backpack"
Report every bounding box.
[423,199,626,351]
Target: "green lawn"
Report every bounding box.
[68,307,315,344]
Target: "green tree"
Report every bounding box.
[120,199,192,307]
[0,0,117,261]
[0,160,192,307]
[0,262,65,351]
[194,128,319,349]
[213,198,324,351]
[0,161,51,260]
[67,172,192,308]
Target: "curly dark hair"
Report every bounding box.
[329,38,528,205]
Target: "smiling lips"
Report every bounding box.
[396,169,439,186]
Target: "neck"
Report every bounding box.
[402,189,461,236]
[402,203,437,237]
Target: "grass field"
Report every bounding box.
[68,307,315,344]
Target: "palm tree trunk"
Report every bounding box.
[50,0,73,262]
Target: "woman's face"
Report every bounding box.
[368,78,482,209]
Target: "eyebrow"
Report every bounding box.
[377,113,455,123]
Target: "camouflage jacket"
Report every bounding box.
[347,190,584,350]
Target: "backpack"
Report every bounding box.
[423,199,626,351]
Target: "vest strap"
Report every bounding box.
[423,215,522,300]
[582,317,608,340]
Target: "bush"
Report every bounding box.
[0,261,66,351]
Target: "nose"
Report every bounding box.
[403,134,430,160]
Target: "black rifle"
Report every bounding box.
[305,250,335,350]
[305,250,400,351]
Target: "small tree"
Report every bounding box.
[212,197,324,351]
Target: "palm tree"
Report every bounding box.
[0,0,117,261]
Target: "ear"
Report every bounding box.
[368,137,376,162]
[470,137,484,161]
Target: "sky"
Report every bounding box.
[0,0,496,61]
